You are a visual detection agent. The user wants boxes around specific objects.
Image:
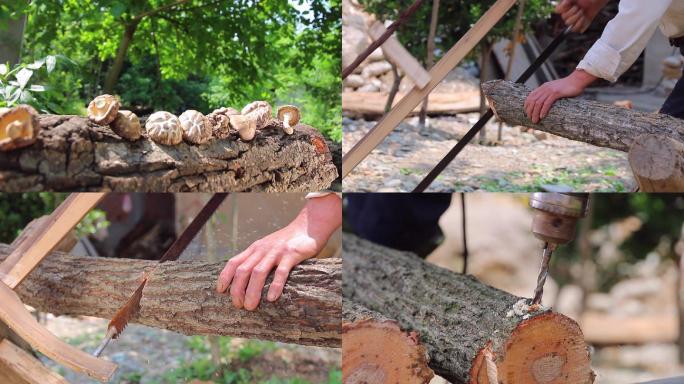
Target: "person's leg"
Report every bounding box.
[344,193,452,258]
[660,53,684,119]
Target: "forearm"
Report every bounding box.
[293,194,342,251]
[568,69,599,90]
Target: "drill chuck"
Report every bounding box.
[529,193,589,245]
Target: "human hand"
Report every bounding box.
[556,0,606,33]
[524,70,597,123]
[216,194,341,311]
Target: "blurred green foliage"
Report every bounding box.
[1,0,341,141]
[0,193,109,244]
[358,0,554,63]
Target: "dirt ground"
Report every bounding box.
[343,114,636,192]
[41,315,340,384]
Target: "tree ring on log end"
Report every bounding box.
[342,319,434,384]
[472,312,595,384]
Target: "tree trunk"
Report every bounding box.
[478,42,493,144]
[498,0,526,142]
[343,234,595,384]
[418,0,441,128]
[628,134,684,192]
[0,14,26,66]
[103,22,139,94]
[482,80,684,152]
[0,115,337,192]
[342,301,434,383]
[0,243,341,348]
[384,62,403,113]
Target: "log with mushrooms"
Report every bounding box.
[277,105,300,135]
[0,105,40,151]
[85,94,302,145]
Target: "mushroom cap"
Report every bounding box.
[145,111,182,145]
[88,94,120,125]
[241,101,272,130]
[277,105,300,135]
[179,110,212,145]
[0,104,40,151]
[110,110,142,141]
[207,107,240,139]
[229,114,257,141]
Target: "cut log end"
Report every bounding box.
[471,313,595,384]
[629,134,684,192]
[342,319,434,384]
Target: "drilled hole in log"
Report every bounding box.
[342,319,433,384]
[472,313,594,384]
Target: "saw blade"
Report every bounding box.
[93,193,228,356]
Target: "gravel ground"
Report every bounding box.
[342,114,636,192]
[40,315,340,384]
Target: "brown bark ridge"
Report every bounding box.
[0,114,337,192]
[628,134,684,192]
[482,80,684,152]
[343,234,595,384]
[342,301,434,384]
[0,243,341,348]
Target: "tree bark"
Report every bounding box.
[343,234,595,384]
[0,243,341,348]
[0,115,337,192]
[342,301,434,383]
[384,62,403,114]
[628,134,684,192]
[483,80,684,152]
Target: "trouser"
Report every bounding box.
[344,193,452,258]
[660,48,684,120]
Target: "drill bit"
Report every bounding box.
[532,242,556,305]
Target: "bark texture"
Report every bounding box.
[482,80,684,152]
[0,115,337,192]
[628,134,684,192]
[343,234,594,384]
[0,243,341,347]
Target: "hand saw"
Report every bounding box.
[93,193,228,356]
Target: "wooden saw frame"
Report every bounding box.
[0,193,118,383]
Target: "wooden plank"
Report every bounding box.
[342,0,517,178]
[368,21,431,89]
[0,339,68,384]
[342,91,481,117]
[0,283,117,382]
[0,193,105,289]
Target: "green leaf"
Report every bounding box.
[46,55,56,73]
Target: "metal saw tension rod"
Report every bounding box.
[412,26,572,193]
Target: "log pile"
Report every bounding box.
[343,234,595,383]
[0,243,341,348]
[0,115,337,192]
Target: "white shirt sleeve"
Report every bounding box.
[577,0,672,82]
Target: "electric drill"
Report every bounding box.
[529,193,589,305]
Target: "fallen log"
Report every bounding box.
[343,234,595,383]
[342,301,434,383]
[482,80,684,153]
[0,115,337,192]
[0,243,341,348]
[342,91,480,118]
[628,134,684,192]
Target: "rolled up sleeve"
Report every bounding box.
[577,0,672,82]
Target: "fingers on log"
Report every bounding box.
[628,134,684,192]
[342,304,434,384]
[470,313,595,384]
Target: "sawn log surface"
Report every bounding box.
[0,115,337,192]
[0,244,341,348]
[483,80,684,152]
